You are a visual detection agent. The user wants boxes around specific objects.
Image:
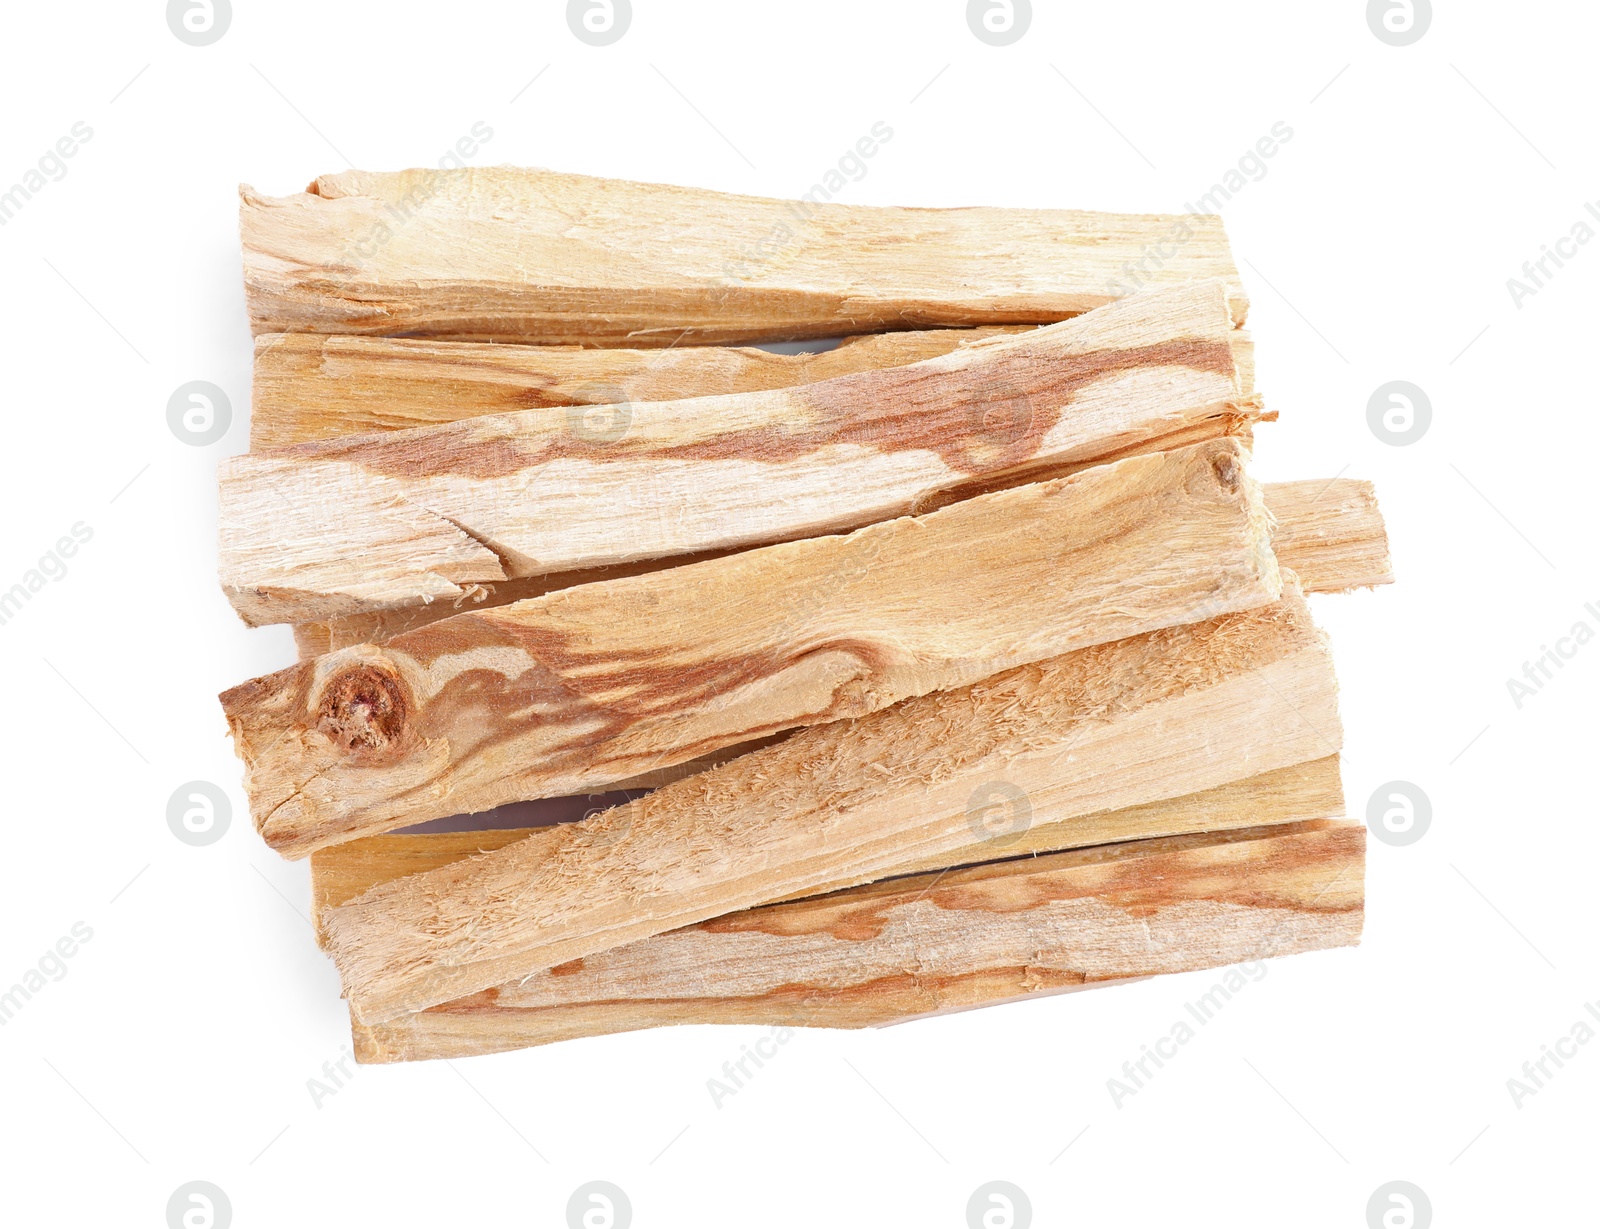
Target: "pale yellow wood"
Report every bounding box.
[313,828,539,944]
[240,166,1246,344]
[291,623,330,659]
[600,736,788,794]
[250,327,1036,449]
[1265,478,1393,592]
[295,476,1387,656]
[321,580,1337,1024]
[221,439,1280,859]
[309,755,1344,944]
[805,753,1345,894]
[297,549,744,658]
[349,819,1364,1061]
[219,282,1259,627]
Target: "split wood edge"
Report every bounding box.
[241,165,1246,345]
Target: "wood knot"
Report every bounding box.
[1208,447,1242,493]
[316,663,413,759]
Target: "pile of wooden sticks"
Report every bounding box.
[218,167,1389,1063]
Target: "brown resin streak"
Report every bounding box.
[700,810,1364,945]
[346,822,1364,1060]
[324,616,896,783]
[661,336,1238,472]
[280,336,1237,484]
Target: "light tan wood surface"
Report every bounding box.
[250,327,1035,449]
[1265,478,1394,592]
[241,167,1246,344]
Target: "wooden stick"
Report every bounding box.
[250,327,1035,449]
[220,282,1259,627]
[1265,479,1393,592]
[347,819,1364,1061]
[298,548,750,657]
[240,167,1247,345]
[321,580,1337,1024]
[222,438,1280,859]
[296,476,1386,655]
[309,755,1343,945]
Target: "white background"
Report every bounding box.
[0,2,1594,1225]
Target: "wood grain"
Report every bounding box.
[296,477,1387,656]
[220,282,1259,627]
[250,327,1035,449]
[240,166,1246,345]
[310,755,1344,944]
[321,581,1338,1024]
[1265,479,1393,592]
[221,438,1280,859]
[348,819,1364,1061]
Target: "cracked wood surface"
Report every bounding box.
[220,282,1259,627]
[320,581,1338,1024]
[295,477,1386,656]
[240,166,1247,345]
[221,439,1280,859]
[249,326,1036,449]
[347,819,1363,1061]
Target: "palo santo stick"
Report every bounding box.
[321,580,1336,1024]
[298,476,1386,655]
[250,327,1034,449]
[350,820,1363,1062]
[240,166,1246,345]
[222,438,1281,859]
[309,756,1344,946]
[1265,479,1393,592]
[219,282,1259,627]
[300,549,742,657]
